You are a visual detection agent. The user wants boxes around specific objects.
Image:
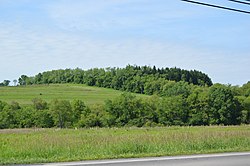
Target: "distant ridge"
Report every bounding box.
[18,65,212,94]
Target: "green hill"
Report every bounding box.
[0,84,146,105]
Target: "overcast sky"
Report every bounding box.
[0,0,249,86]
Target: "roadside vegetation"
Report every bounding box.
[0,126,249,165]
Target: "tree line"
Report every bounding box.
[0,80,11,86]
[17,65,213,95]
[1,82,249,129]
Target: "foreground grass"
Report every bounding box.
[0,126,250,165]
[0,84,146,105]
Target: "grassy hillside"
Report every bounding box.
[0,84,146,105]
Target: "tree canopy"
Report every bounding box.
[1,82,249,129]
[16,65,213,95]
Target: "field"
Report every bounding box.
[0,84,146,105]
[0,126,250,165]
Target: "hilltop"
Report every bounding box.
[15,65,213,96]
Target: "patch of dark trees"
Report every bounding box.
[17,65,213,95]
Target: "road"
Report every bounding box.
[34,152,250,166]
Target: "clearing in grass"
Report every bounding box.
[0,84,146,105]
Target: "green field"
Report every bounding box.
[0,126,250,165]
[0,84,145,105]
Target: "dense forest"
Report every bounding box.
[0,82,250,129]
[0,65,250,128]
[17,65,213,95]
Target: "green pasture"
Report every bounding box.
[0,84,145,105]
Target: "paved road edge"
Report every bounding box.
[37,152,250,166]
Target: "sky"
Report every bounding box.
[0,0,249,86]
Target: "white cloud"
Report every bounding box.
[2,22,247,85]
[0,0,249,86]
[43,0,210,33]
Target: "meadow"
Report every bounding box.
[0,84,146,105]
[0,126,250,165]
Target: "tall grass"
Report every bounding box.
[0,126,250,164]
